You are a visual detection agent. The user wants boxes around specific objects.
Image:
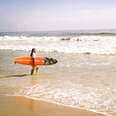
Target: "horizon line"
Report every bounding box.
[0,28,116,33]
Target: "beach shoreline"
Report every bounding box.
[0,95,104,116]
[0,49,116,115]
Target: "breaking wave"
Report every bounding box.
[0,34,116,54]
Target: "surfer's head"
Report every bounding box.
[32,48,36,53]
[30,48,36,56]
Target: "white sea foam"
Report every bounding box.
[19,81,116,116]
[0,35,116,54]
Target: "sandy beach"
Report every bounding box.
[0,95,104,116]
[0,50,116,116]
[1,0,116,115]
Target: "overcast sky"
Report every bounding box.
[0,0,116,31]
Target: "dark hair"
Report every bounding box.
[30,48,36,56]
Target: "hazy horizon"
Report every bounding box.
[1,29,116,33]
[0,0,116,32]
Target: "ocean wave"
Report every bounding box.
[0,35,116,41]
[0,35,116,54]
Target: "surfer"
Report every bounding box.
[30,48,39,75]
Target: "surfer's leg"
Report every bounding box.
[31,57,35,75]
[31,68,35,75]
[36,67,39,73]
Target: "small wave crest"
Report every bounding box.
[0,35,116,54]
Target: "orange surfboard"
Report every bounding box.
[15,56,58,67]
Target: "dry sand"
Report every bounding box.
[0,95,104,116]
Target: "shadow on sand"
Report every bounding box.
[0,74,30,78]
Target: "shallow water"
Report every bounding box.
[0,50,116,116]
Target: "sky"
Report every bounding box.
[0,0,116,31]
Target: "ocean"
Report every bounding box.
[0,30,116,116]
[1,29,116,54]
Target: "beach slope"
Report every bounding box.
[0,95,104,116]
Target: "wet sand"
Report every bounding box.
[0,50,116,115]
[0,95,104,116]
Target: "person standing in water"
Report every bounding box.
[30,48,38,75]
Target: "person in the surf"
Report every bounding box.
[30,48,38,75]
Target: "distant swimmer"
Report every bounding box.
[30,48,39,75]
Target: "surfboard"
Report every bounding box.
[15,56,58,67]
